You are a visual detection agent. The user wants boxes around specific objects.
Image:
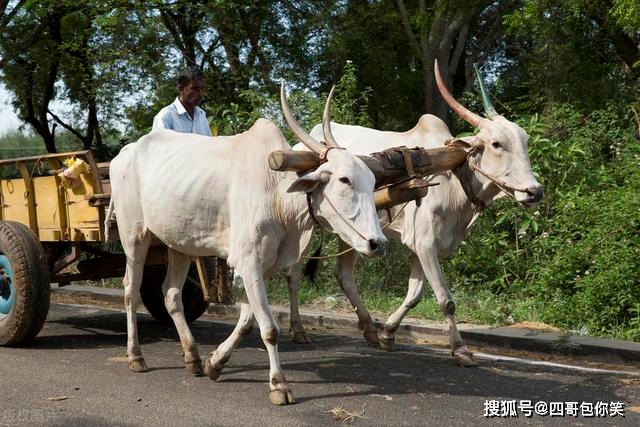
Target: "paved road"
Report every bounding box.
[1,303,638,426]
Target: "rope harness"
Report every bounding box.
[303,193,410,261]
[452,145,529,209]
[304,189,372,260]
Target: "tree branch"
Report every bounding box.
[396,0,423,57]
[47,109,85,141]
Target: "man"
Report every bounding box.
[152,66,233,305]
[153,66,213,136]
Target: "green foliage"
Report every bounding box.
[331,61,374,127]
[317,0,423,130]
[205,89,273,136]
[502,0,639,113]
[611,0,640,34]
[442,103,640,338]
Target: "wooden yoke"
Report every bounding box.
[374,177,431,209]
[268,145,467,209]
[268,145,467,186]
[268,150,319,173]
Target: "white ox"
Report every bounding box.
[286,60,543,366]
[105,86,387,405]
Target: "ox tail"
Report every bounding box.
[104,198,115,242]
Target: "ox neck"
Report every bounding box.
[451,151,504,232]
[452,153,487,213]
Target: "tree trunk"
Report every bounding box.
[397,0,480,127]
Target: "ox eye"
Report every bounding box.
[491,141,503,149]
[339,177,351,186]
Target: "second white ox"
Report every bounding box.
[286,60,543,366]
[106,85,386,405]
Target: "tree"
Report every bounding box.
[0,1,334,152]
[126,0,333,134]
[501,0,640,112]
[0,1,145,154]
[316,0,520,130]
[1,1,64,152]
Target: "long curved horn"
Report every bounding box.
[280,82,327,156]
[322,85,340,148]
[434,59,484,128]
[473,63,498,119]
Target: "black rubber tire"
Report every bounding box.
[0,221,51,346]
[140,258,214,324]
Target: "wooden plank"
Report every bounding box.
[374,177,431,209]
[44,158,70,240]
[0,150,92,168]
[268,150,319,172]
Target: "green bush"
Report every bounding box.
[441,103,640,338]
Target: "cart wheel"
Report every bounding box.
[0,221,51,346]
[140,258,214,324]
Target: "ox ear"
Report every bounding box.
[446,136,478,153]
[287,169,331,193]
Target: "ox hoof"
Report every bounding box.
[453,350,477,367]
[379,334,395,351]
[204,359,222,381]
[129,357,148,373]
[269,389,296,405]
[185,359,204,376]
[292,331,311,344]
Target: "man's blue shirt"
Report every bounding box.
[152,97,212,136]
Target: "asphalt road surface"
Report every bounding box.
[1,303,638,426]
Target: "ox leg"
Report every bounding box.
[379,256,424,351]
[163,250,203,376]
[334,241,378,344]
[205,302,254,381]
[238,270,295,405]
[286,263,310,344]
[415,250,476,367]
[122,234,152,373]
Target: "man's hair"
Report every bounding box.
[176,66,205,88]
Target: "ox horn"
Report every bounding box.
[280,82,328,156]
[473,63,498,119]
[434,59,484,128]
[322,85,340,148]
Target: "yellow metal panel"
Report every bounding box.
[39,229,61,241]
[16,163,37,234]
[1,178,30,226]
[65,170,102,242]
[33,176,64,239]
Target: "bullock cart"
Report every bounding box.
[0,143,466,346]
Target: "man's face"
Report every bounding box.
[179,78,206,107]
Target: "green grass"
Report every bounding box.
[263,268,553,330]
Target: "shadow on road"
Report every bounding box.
[23,303,636,409]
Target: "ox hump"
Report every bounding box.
[414,114,451,136]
